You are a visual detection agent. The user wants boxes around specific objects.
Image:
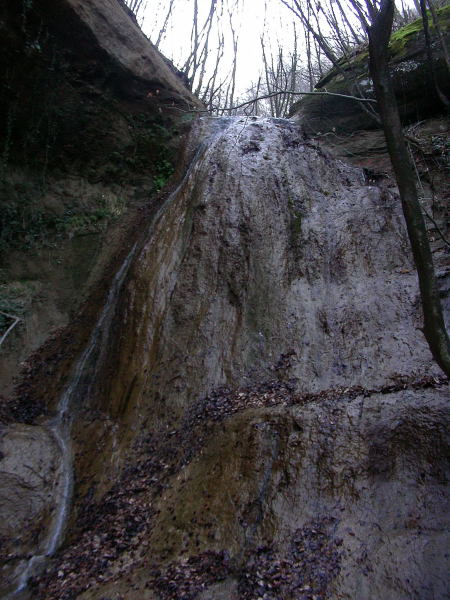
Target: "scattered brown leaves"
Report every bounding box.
[149,551,231,600]
[239,517,342,600]
[30,371,446,599]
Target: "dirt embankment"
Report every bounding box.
[0,0,200,398]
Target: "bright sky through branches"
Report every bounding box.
[138,0,419,105]
[141,0,297,95]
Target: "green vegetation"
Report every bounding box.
[153,158,174,191]
[390,4,450,54]
[0,301,23,332]
[106,117,177,189]
[0,188,126,254]
[0,281,29,332]
[133,120,176,191]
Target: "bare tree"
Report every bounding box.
[418,0,449,108]
[238,19,313,118]
[124,0,149,21]
[148,0,242,113]
[264,46,302,116]
[223,4,239,114]
[154,0,176,48]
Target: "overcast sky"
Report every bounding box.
[140,0,296,96]
[139,0,418,98]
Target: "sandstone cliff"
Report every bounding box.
[1,116,448,600]
[0,0,201,398]
[0,3,448,600]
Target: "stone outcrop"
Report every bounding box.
[0,424,64,593]
[290,6,450,135]
[3,116,446,600]
[0,0,200,179]
[41,0,199,106]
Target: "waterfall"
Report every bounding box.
[5,244,137,598]
[4,116,230,599]
[3,116,446,600]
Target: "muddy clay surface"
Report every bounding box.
[1,116,447,600]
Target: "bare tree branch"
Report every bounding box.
[218,89,377,112]
[0,311,21,347]
[422,207,450,249]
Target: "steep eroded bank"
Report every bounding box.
[1,116,447,600]
[0,0,201,399]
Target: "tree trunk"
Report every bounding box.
[419,0,449,108]
[367,0,450,375]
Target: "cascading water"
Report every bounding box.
[5,244,137,599]
[2,115,447,600]
[3,116,231,599]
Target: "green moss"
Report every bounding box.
[389,4,450,55]
[0,182,126,255]
[288,197,303,238]
[337,49,369,71]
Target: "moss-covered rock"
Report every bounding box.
[291,5,450,135]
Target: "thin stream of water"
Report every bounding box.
[6,244,137,599]
[5,116,236,599]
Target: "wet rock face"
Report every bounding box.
[0,424,63,595]
[4,116,448,599]
[101,117,437,426]
[34,381,449,600]
[148,388,448,600]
